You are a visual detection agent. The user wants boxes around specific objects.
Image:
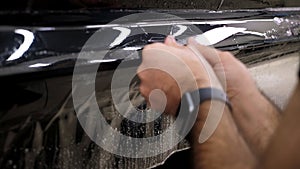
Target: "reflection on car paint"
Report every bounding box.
[0,9,300,169]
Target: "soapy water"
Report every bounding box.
[2,10,300,169]
[71,11,300,167]
[72,12,226,168]
[266,15,300,39]
[103,14,300,62]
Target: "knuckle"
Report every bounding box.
[137,73,144,82]
[137,70,146,80]
[139,85,149,97]
[222,51,234,58]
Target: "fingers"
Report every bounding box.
[164,35,182,47]
[142,36,179,52]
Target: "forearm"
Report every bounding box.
[260,83,300,169]
[230,87,280,156]
[189,101,256,169]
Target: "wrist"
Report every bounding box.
[180,87,232,117]
[195,78,223,91]
[231,86,274,114]
[184,88,232,143]
[189,100,231,143]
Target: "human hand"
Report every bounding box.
[137,36,221,116]
[138,36,257,169]
[188,38,280,156]
[187,38,258,100]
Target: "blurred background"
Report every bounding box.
[1,0,299,10]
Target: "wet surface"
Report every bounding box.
[1,9,300,76]
[0,8,300,169]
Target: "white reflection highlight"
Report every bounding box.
[86,24,119,29]
[29,63,51,68]
[243,30,266,37]
[172,25,187,37]
[48,19,273,30]
[109,27,131,48]
[89,59,117,63]
[195,27,247,46]
[123,46,142,51]
[7,29,34,61]
[185,93,195,112]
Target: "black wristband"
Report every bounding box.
[197,88,232,111]
[176,88,232,117]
